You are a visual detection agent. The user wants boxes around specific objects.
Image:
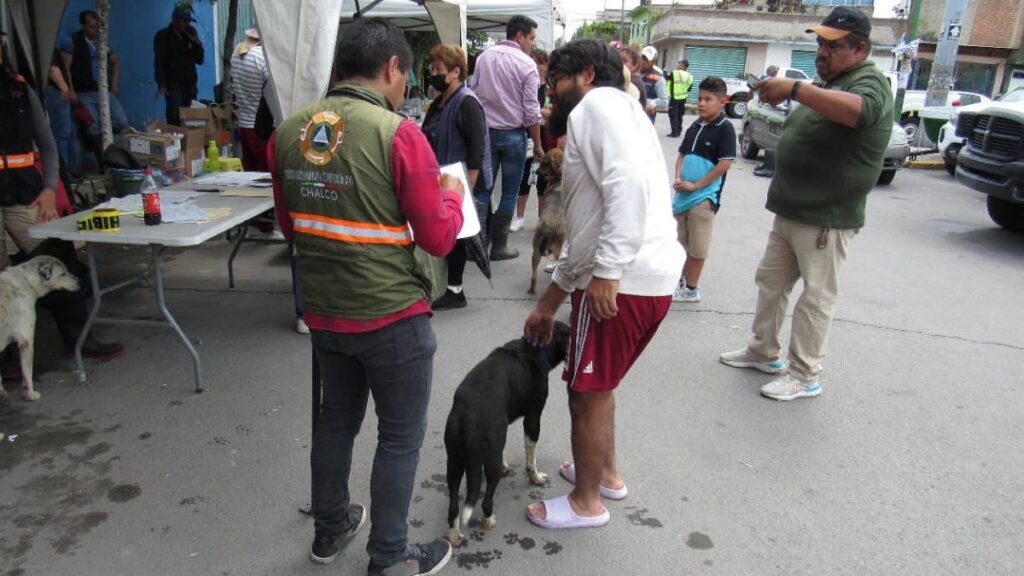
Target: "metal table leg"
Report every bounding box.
[74,243,104,384]
[72,243,203,393]
[227,225,248,288]
[151,244,204,393]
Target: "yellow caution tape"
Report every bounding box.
[77,207,121,232]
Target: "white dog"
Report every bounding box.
[0,255,80,401]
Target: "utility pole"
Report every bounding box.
[894,0,923,119]
[924,0,968,107]
[620,0,626,43]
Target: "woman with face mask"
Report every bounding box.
[420,44,492,311]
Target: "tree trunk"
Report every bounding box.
[221,0,239,111]
[97,0,113,150]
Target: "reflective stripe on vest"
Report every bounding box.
[0,152,37,170]
[671,70,692,100]
[290,212,412,246]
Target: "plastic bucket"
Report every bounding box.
[110,169,145,197]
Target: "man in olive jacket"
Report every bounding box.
[270,18,464,575]
[719,7,892,402]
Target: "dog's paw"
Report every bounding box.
[481,516,498,530]
[447,529,465,548]
[528,471,549,486]
[22,389,41,401]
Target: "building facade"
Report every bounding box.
[644,3,901,102]
[909,0,1024,96]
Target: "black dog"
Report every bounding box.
[444,322,570,546]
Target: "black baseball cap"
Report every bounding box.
[807,7,871,41]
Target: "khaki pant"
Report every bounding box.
[1,204,42,268]
[675,199,716,259]
[747,215,858,381]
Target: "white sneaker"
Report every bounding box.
[509,216,525,232]
[296,318,310,335]
[672,286,701,303]
[718,348,787,374]
[760,374,822,401]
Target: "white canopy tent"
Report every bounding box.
[255,0,561,119]
[340,0,561,50]
[5,0,67,86]
[7,0,559,125]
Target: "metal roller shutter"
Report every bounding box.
[684,45,748,103]
[791,50,818,81]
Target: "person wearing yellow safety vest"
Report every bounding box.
[270,18,464,575]
[667,58,694,137]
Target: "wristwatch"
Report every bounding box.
[790,80,803,101]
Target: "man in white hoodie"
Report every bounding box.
[524,40,684,530]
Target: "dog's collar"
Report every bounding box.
[522,335,551,366]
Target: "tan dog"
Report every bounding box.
[0,256,80,401]
[529,149,565,295]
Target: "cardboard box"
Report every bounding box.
[179,107,212,132]
[148,121,208,177]
[210,105,233,131]
[184,147,205,178]
[121,130,181,168]
[179,105,234,145]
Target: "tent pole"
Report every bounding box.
[26,0,44,95]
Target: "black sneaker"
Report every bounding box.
[431,289,467,311]
[310,503,367,564]
[367,539,453,576]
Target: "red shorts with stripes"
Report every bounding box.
[563,290,672,392]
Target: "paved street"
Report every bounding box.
[2,114,1023,576]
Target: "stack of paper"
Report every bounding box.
[98,191,198,213]
[95,192,224,224]
[161,203,213,224]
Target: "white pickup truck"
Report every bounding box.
[723,67,811,118]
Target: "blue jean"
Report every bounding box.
[310,315,437,565]
[77,91,129,135]
[476,128,527,218]
[46,86,78,175]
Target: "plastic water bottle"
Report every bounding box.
[527,162,539,187]
[142,167,161,225]
[206,139,220,171]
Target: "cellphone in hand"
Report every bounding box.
[746,74,760,90]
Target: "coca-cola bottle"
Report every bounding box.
[142,168,161,225]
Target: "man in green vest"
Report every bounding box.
[667,58,693,137]
[270,17,465,575]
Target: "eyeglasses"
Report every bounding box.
[546,73,568,90]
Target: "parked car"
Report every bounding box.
[740,97,910,185]
[900,89,990,141]
[937,85,1024,175]
[954,102,1024,230]
[722,67,810,119]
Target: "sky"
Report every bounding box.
[558,0,903,41]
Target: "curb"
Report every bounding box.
[907,159,945,170]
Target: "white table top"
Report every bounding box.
[29,193,275,247]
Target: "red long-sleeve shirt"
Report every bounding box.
[269,120,463,333]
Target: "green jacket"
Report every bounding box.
[767,61,893,229]
[275,83,432,320]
